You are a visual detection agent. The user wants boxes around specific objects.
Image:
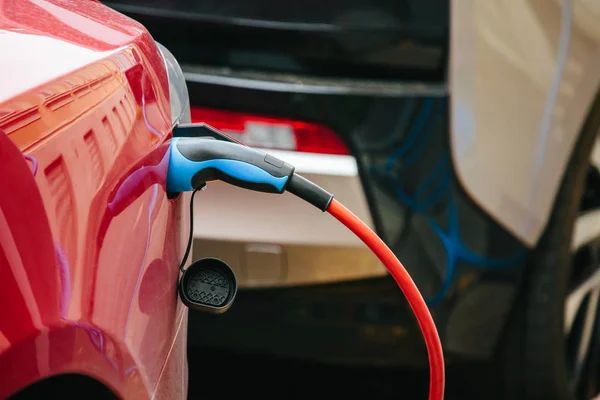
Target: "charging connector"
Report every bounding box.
[168,137,294,193]
[168,136,334,210]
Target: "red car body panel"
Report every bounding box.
[0,1,188,398]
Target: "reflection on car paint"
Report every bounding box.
[142,91,165,140]
[125,185,160,335]
[23,154,38,176]
[383,98,435,173]
[54,241,72,318]
[366,97,526,304]
[359,99,417,152]
[107,148,169,214]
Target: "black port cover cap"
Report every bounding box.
[179,257,237,314]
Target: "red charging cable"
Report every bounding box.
[167,128,445,398]
[327,199,445,400]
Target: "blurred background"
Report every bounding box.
[103,1,600,398]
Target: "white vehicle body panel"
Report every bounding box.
[450,0,600,247]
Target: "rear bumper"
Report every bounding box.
[178,68,528,367]
[193,150,387,288]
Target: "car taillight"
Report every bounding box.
[190,107,349,155]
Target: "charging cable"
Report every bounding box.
[168,135,445,400]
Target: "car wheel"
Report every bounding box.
[496,91,600,400]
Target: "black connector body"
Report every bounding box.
[287,173,334,211]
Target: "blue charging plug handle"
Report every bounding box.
[167,137,294,193]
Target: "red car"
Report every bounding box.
[0,1,191,398]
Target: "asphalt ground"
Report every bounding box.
[188,348,492,399]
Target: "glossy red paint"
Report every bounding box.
[0,1,188,398]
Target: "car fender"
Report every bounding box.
[450,0,600,246]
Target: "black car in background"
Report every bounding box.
[104,1,600,399]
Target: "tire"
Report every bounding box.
[497,91,600,400]
[8,374,118,400]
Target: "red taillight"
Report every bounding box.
[190,107,349,155]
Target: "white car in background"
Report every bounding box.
[188,108,385,288]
